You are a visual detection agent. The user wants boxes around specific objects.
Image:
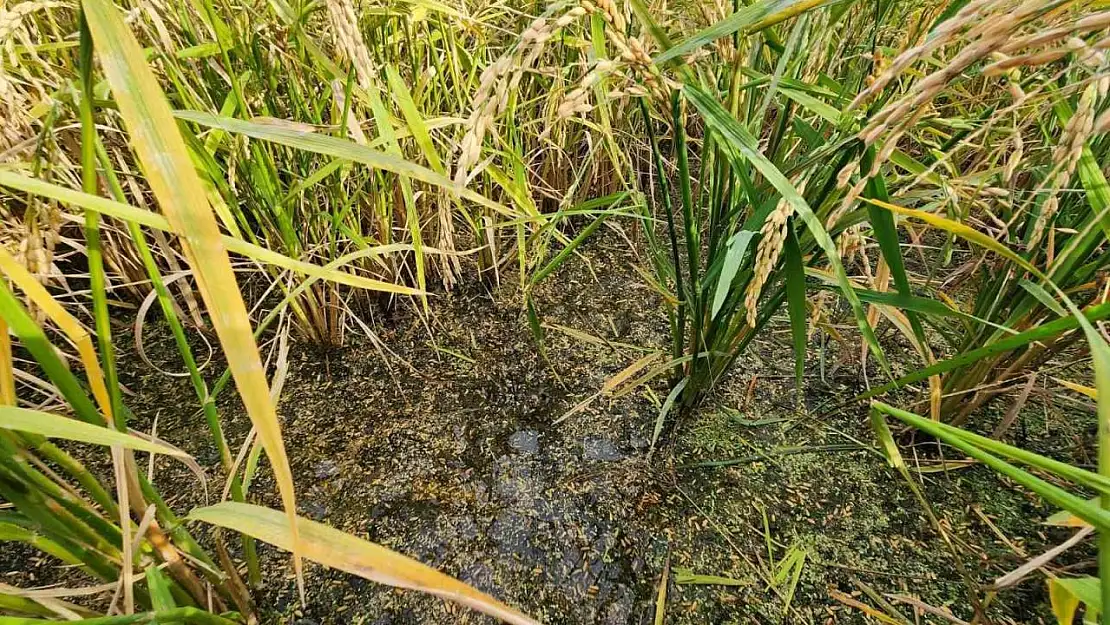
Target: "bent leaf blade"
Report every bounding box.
[82,0,303,590]
[190,502,539,625]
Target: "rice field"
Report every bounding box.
[1,0,1110,622]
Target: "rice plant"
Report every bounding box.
[861,38,1110,619]
[569,0,932,422]
[2,0,635,346]
[5,0,1110,621]
[856,32,1110,425]
[0,1,538,622]
[595,0,1110,429]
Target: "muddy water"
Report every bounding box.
[253,293,671,624]
[110,234,1077,624]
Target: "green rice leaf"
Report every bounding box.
[780,87,843,124]
[173,111,515,218]
[525,295,546,357]
[862,150,927,349]
[873,401,1110,531]
[684,83,888,374]
[673,568,748,586]
[711,230,755,319]
[1018,279,1066,318]
[385,66,445,174]
[144,564,177,614]
[0,406,186,458]
[651,378,687,454]
[530,214,611,286]
[655,0,833,64]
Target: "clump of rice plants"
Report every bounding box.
[2,0,636,346]
[853,3,1110,425]
[0,1,538,622]
[557,0,921,423]
[5,0,1110,621]
[563,0,1110,424]
[854,5,1110,620]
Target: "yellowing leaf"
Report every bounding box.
[602,352,662,394]
[1055,377,1098,399]
[654,554,670,625]
[862,197,1041,277]
[0,171,422,296]
[0,246,111,420]
[189,502,539,625]
[1046,506,1095,528]
[1048,577,1100,625]
[81,0,304,591]
[0,317,13,406]
[869,404,905,470]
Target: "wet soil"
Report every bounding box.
[11,229,1096,624]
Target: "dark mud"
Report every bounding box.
[9,230,1095,624]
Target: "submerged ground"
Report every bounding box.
[21,229,1093,623]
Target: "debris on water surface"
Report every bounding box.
[314,459,340,480]
[508,430,540,455]
[583,436,623,462]
[98,232,1073,625]
[302,502,328,521]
